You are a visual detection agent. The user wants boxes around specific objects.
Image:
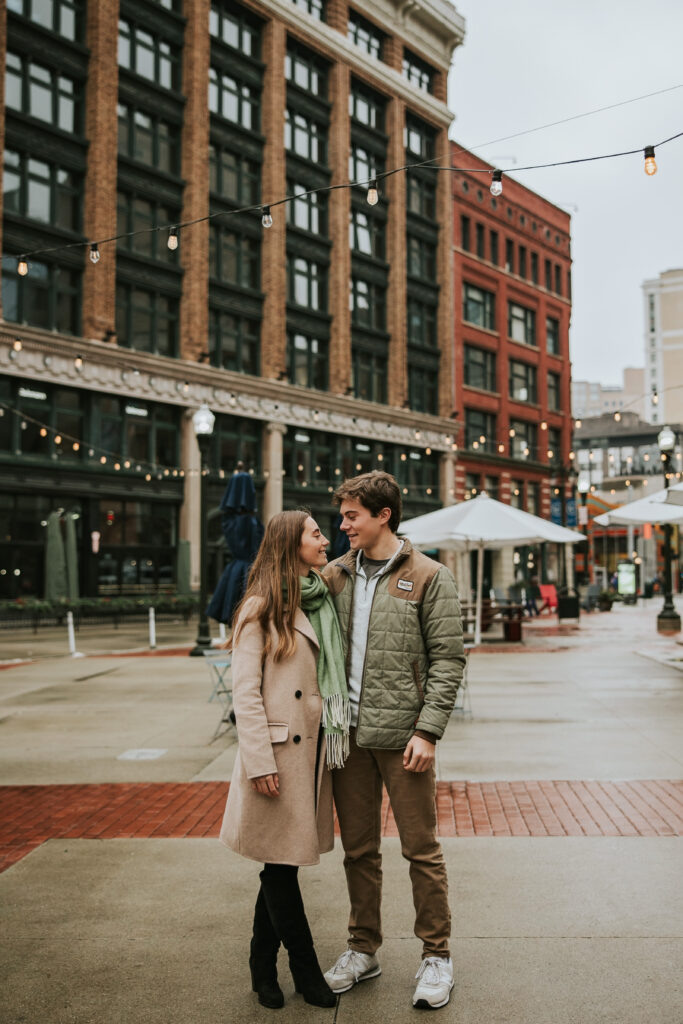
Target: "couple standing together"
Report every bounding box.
[219,470,466,1011]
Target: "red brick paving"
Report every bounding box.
[0,779,681,873]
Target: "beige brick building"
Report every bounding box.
[0,0,465,598]
[643,268,683,425]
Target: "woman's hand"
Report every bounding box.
[252,773,280,797]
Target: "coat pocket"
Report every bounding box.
[411,662,425,706]
[267,722,289,744]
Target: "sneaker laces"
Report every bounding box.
[331,950,356,975]
[415,957,446,984]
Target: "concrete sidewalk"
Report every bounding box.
[1,601,682,1023]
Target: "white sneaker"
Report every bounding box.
[324,949,381,993]
[412,956,454,1009]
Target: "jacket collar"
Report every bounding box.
[338,536,413,575]
[293,607,319,649]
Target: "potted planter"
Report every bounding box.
[597,590,613,612]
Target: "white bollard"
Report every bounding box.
[66,611,84,658]
[149,606,156,650]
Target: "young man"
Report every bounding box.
[323,471,465,1010]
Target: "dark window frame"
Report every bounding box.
[209,309,260,375]
[118,18,182,91]
[509,359,538,403]
[288,330,329,390]
[508,301,536,347]
[464,344,496,392]
[3,148,82,232]
[115,281,179,358]
[463,283,495,330]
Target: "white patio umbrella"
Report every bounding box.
[664,481,683,507]
[399,493,584,644]
[593,487,683,526]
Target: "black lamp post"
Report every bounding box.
[656,425,681,634]
[189,403,216,657]
[577,470,590,582]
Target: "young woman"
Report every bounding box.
[219,510,350,1010]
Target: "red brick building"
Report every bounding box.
[452,145,573,507]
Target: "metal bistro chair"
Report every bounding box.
[452,643,474,718]
[202,649,235,737]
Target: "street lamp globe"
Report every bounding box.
[577,470,590,495]
[192,403,215,437]
[658,425,675,454]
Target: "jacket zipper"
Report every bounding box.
[342,546,412,737]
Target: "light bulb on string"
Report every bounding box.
[490,169,503,197]
[652,389,659,405]
[17,259,28,276]
[366,179,379,206]
[261,206,273,228]
[643,145,657,176]
[614,411,621,422]
[74,355,83,370]
[12,339,22,352]
[167,227,178,250]
[89,244,100,264]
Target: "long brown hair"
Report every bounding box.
[230,509,310,661]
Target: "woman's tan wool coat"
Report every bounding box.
[219,597,334,867]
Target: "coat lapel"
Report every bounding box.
[294,607,319,649]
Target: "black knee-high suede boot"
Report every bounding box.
[249,885,284,1009]
[259,865,336,1009]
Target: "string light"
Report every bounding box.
[7,128,683,269]
[643,145,657,175]
[12,339,22,352]
[167,227,178,250]
[261,206,273,228]
[490,169,503,196]
[652,389,659,405]
[54,434,62,445]
[74,355,83,370]
[614,411,621,422]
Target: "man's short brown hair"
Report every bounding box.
[333,470,402,533]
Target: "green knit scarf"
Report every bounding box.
[298,572,350,769]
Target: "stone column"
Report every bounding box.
[263,422,287,521]
[179,411,201,588]
[179,0,210,362]
[81,0,120,341]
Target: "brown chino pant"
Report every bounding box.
[332,729,451,959]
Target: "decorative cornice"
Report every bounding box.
[253,0,458,126]
[0,328,459,453]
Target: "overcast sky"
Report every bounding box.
[447,0,683,387]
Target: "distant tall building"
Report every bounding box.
[572,368,646,421]
[643,268,683,424]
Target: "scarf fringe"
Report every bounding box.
[323,694,351,769]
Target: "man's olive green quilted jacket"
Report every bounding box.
[324,540,466,749]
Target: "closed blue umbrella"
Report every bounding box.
[65,512,80,601]
[44,511,68,602]
[207,470,264,625]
